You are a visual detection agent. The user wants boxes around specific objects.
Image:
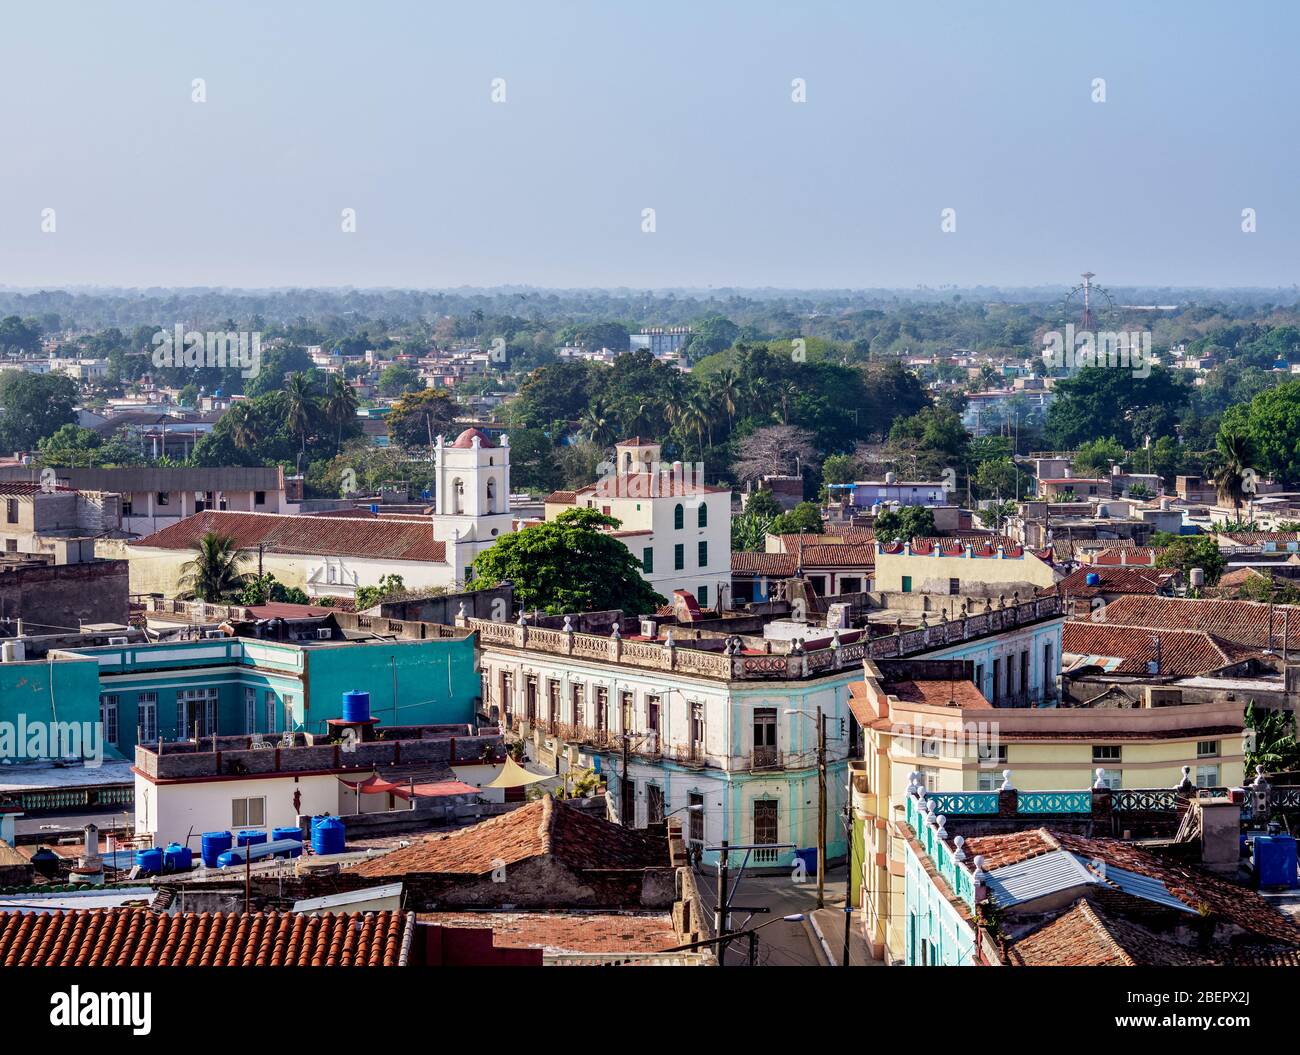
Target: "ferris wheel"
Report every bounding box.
[1059,272,1116,331]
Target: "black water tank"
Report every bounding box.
[31,846,59,879]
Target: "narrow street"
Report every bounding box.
[691,861,878,966]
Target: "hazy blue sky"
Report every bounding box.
[1,1,1295,290]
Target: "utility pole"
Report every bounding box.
[716,840,730,966]
[817,705,826,910]
[841,804,852,967]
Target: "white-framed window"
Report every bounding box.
[919,735,941,758]
[137,692,157,743]
[99,694,119,745]
[283,694,297,730]
[1196,740,1220,759]
[976,769,1000,792]
[1096,768,1122,790]
[1092,745,1121,764]
[265,691,278,734]
[1196,764,1220,788]
[916,765,939,792]
[245,687,257,734]
[976,742,1007,767]
[232,796,266,828]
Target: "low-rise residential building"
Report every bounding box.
[873,538,1058,596]
[0,466,301,538]
[0,554,130,636]
[0,482,123,560]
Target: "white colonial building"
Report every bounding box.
[467,592,1065,870]
[432,427,517,585]
[543,439,733,609]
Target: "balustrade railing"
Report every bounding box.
[464,596,1063,682]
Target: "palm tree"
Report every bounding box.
[225,402,259,451]
[283,372,314,457]
[1212,428,1254,523]
[177,531,252,601]
[323,373,359,453]
[579,400,615,448]
[686,389,714,447]
[711,368,740,431]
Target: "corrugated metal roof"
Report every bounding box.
[985,850,1198,914]
[985,850,1100,907]
[1104,864,1196,914]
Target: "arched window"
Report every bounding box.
[453,478,464,514]
[674,503,684,530]
[698,503,708,528]
[485,477,497,514]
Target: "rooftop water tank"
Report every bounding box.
[1255,834,1298,888]
[1085,572,1101,587]
[162,843,193,873]
[215,848,245,868]
[342,690,371,724]
[135,848,163,875]
[272,826,303,843]
[31,846,59,879]
[236,830,267,848]
[1190,567,1205,588]
[311,816,346,856]
[201,831,232,868]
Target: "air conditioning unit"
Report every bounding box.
[108,636,129,645]
[316,628,332,640]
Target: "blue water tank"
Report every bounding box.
[311,816,346,856]
[201,831,232,867]
[135,848,164,874]
[236,830,267,848]
[795,847,818,875]
[1255,834,1299,888]
[272,826,303,843]
[162,842,193,872]
[215,848,245,868]
[1085,572,1101,586]
[342,690,371,724]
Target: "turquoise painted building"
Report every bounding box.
[904,833,980,965]
[6,634,484,758]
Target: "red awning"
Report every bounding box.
[337,774,413,801]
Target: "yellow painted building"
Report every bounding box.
[872,539,1059,595]
[847,658,1245,962]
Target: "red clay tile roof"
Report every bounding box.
[960,828,1300,946]
[731,551,798,576]
[1004,898,1214,966]
[349,797,665,879]
[1218,531,1300,546]
[544,490,577,505]
[1054,566,1178,597]
[889,678,992,709]
[0,909,412,966]
[800,544,876,568]
[128,510,446,563]
[1087,547,1159,566]
[773,529,875,552]
[419,911,676,953]
[1063,622,1264,676]
[1099,595,1300,651]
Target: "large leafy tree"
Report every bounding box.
[0,370,78,450]
[873,505,937,542]
[177,532,253,601]
[387,389,462,451]
[1219,379,1300,487]
[1154,536,1226,586]
[1044,366,1188,449]
[468,508,666,615]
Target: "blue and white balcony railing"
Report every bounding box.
[903,767,1278,910]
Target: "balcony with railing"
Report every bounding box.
[750,745,783,771]
[466,595,1063,683]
